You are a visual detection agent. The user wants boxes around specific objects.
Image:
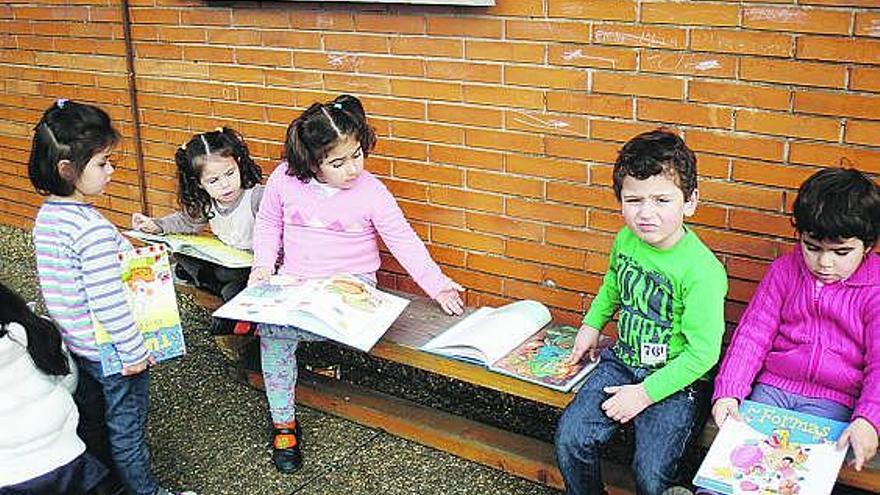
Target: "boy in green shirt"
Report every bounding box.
[555,130,728,495]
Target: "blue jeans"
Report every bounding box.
[555,350,702,495]
[74,356,159,495]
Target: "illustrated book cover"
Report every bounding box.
[693,400,849,495]
[420,300,611,392]
[124,230,253,269]
[212,274,410,352]
[94,245,186,376]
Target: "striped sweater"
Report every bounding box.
[33,200,148,366]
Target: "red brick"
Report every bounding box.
[465,129,544,154]
[794,91,880,120]
[443,265,504,294]
[428,103,502,128]
[545,136,619,163]
[426,60,501,83]
[845,119,880,147]
[641,50,736,78]
[394,161,461,186]
[506,198,586,226]
[233,9,290,28]
[637,100,733,129]
[391,79,462,101]
[429,187,503,214]
[691,29,793,57]
[730,209,793,237]
[850,67,880,93]
[260,31,321,49]
[545,225,614,253]
[465,40,545,64]
[398,200,465,228]
[737,110,840,141]
[548,0,637,22]
[181,46,232,63]
[593,72,683,100]
[855,12,880,37]
[788,142,880,174]
[697,227,781,260]
[547,182,618,210]
[430,145,504,171]
[432,226,505,254]
[486,0,545,17]
[732,161,818,189]
[467,252,543,282]
[360,56,426,77]
[507,240,585,270]
[466,213,543,242]
[742,6,851,35]
[363,96,425,120]
[687,130,785,162]
[324,33,390,54]
[391,37,463,58]
[181,9,230,26]
[701,180,784,211]
[797,36,880,64]
[505,154,588,182]
[726,257,771,282]
[506,19,590,43]
[325,73,391,95]
[740,57,846,89]
[427,16,503,38]
[546,92,632,118]
[505,65,587,90]
[689,80,791,111]
[467,170,545,198]
[592,24,686,49]
[549,43,636,70]
[642,2,738,27]
[590,120,660,143]
[383,178,428,202]
[208,65,264,84]
[356,13,425,35]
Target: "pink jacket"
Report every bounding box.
[252,165,452,299]
[714,247,880,430]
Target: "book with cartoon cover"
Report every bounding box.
[94,245,186,376]
[693,400,848,495]
[124,230,253,269]
[420,300,611,392]
[212,274,410,352]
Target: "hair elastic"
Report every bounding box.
[55,98,68,109]
[214,126,224,133]
[332,102,342,110]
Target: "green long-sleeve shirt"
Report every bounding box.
[583,226,728,402]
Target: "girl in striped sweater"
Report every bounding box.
[28,100,195,495]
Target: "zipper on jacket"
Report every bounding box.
[806,280,823,382]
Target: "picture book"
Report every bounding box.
[693,400,849,495]
[94,245,186,376]
[420,300,611,392]
[212,274,410,352]
[124,230,253,269]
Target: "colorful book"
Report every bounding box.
[124,230,253,269]
[693,400,848,495]
[212,274,410,352]
[420,300,612,392]
[94,245,186,376]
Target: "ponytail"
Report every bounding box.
[0,283,70,376]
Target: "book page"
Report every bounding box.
[212,274,409,352]
[123,230,253,268]
[420,300,551,365]
[693,401,848,495]
[491,326,611,392]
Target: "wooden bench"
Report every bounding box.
[179,285,880,494]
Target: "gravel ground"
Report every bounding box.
[1,223,871,495]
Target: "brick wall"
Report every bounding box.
[1,0,879,326]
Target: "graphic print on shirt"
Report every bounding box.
[612,253,674,367]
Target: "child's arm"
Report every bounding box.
[837,417,878,471]
[76,223,149,370]
[131,211,206,235]
[369,180,462,314]
[842,292,880,469]
[250,170,284,285]
[570,234,623,364]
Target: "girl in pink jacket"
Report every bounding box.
[713,167,879,472]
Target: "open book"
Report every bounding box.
[94,245,186,376]
[693,400,848,495]
[421,300,610,392]
[124,230,253,269]
[212,274,410,352]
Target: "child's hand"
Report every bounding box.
[121,355,155,376]
[132,213,161,234]
[837,417,878,471]
[435,282,464,316]
[601,383,654,423]
[712,397,741,427]
[248,266,273,286]
[568,325,601,364]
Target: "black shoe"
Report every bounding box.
[272,420,303,473]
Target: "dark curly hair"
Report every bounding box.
[283,94,377,181]
[175,127,262,220]
[28,99,119,196]
[793,167,879,247]
[612,129,697,201]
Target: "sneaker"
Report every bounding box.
[272,420,303,473]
